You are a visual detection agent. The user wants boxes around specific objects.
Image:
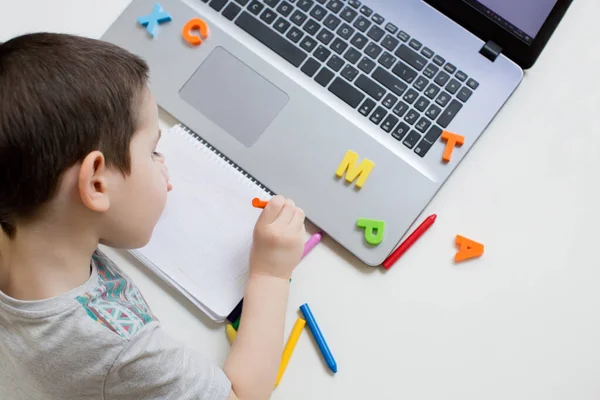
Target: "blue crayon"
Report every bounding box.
[300,303,337,373]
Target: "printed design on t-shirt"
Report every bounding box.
[75,252,157,339]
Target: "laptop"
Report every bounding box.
[102,0,572,266]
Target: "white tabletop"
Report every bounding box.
[4,1,600,398]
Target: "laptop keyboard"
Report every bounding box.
[204,0,480,158]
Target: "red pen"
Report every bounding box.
[382,214,437,269]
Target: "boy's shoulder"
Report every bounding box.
[75,250,158,341]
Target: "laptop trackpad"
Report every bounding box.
[179,46,289,147]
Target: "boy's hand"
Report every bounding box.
[250,195,306,280]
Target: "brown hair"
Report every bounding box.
[0,33,149,238]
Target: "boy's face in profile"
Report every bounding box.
[100,88,172,249]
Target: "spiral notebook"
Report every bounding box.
[130,124,272,322]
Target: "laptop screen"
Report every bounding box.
[463,0,558,44]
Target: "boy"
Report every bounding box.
[0,33,306,400]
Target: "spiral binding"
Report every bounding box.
[175,124,274,196]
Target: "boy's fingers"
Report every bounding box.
[291,207,305,229]
[257,195,285,224]
[276,198,296,224]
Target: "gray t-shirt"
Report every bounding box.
[0,251,231,400]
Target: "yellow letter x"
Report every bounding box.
[335,150,374,189]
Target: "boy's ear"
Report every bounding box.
[78,151,110,213]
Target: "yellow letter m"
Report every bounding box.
[335,150,375,189]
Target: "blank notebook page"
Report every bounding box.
[136,125,271,320]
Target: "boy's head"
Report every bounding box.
[0,33,171,248]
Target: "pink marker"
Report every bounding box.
[302,232,323,258]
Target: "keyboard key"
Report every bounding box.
[385,23,398,34]
[337,23,355,39]
[392,122,410,140]
[274,17,291,33]
[358,57,376,73]
[277,1,293,16]
[350,33,368,49]
[341,64,359,81]
[222,2,242,20]
[324,14,341,30]
[415,117,431,133]
[370,106,386,124]
[377,52,395,69]
[286,26,304,42]
[310,5,327,21]
[467,78,479,90]
[248,0,264,15]
[260,8,278,24]
[395,45,427,71]
[353,16,371,32]
[358,98,376,116]
[372,13,385,25]
[314,45,331,61]
[381,114,399,133]
[403,130,421,148]
[328,77,364,107]
[236,0,250,5]
[348,0,361,9]
[457,86,473,102]
[300,36,317,52]
[434,71,450,86]
[382,35,399,51]
[413,76,428,92]
[392,61,418,83]
[210,0,228,11]
[432,54,445,66]
[423,64,439,79]
[330,38,348,54]
[397,30,410,42]
[372,67,407,96]
[314,67,334,86]
[265,0,280,6]
[409,39,422,50]
[327,54,344,71]
[360,5,373,17]
[414,138,434,157]
[414,96,430,112]
[437,100,462,128]
[316,0,327,4]
[236,12,307,67]
[455,70,468,82]
[297,0,314,12]
[421,47,434,59]
[317,28,334,44]
[301,58,320,76]
[367,26,385,42]
[327,0,343,13]
[445,79,460,95]
[356,74,386,100]
[435,92,451,107]
[424,125,443,142]
[365,42,382,59]
[291,10,308,25]
[382,93,398,109]
[303,19,320,35]
[343,47,361,64]
[424,83,440,99]
[341,7,358,22]
[403,89,418,104]
[444,63,456,74]
[425,104,442,120]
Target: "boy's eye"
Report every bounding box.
[152,151,162,158]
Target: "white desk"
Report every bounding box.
[4,1,600,398]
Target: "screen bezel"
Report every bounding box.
[424,0,573,69]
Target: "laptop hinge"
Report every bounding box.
[479,40,503,62]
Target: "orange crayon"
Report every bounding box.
[252,198,269,209]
